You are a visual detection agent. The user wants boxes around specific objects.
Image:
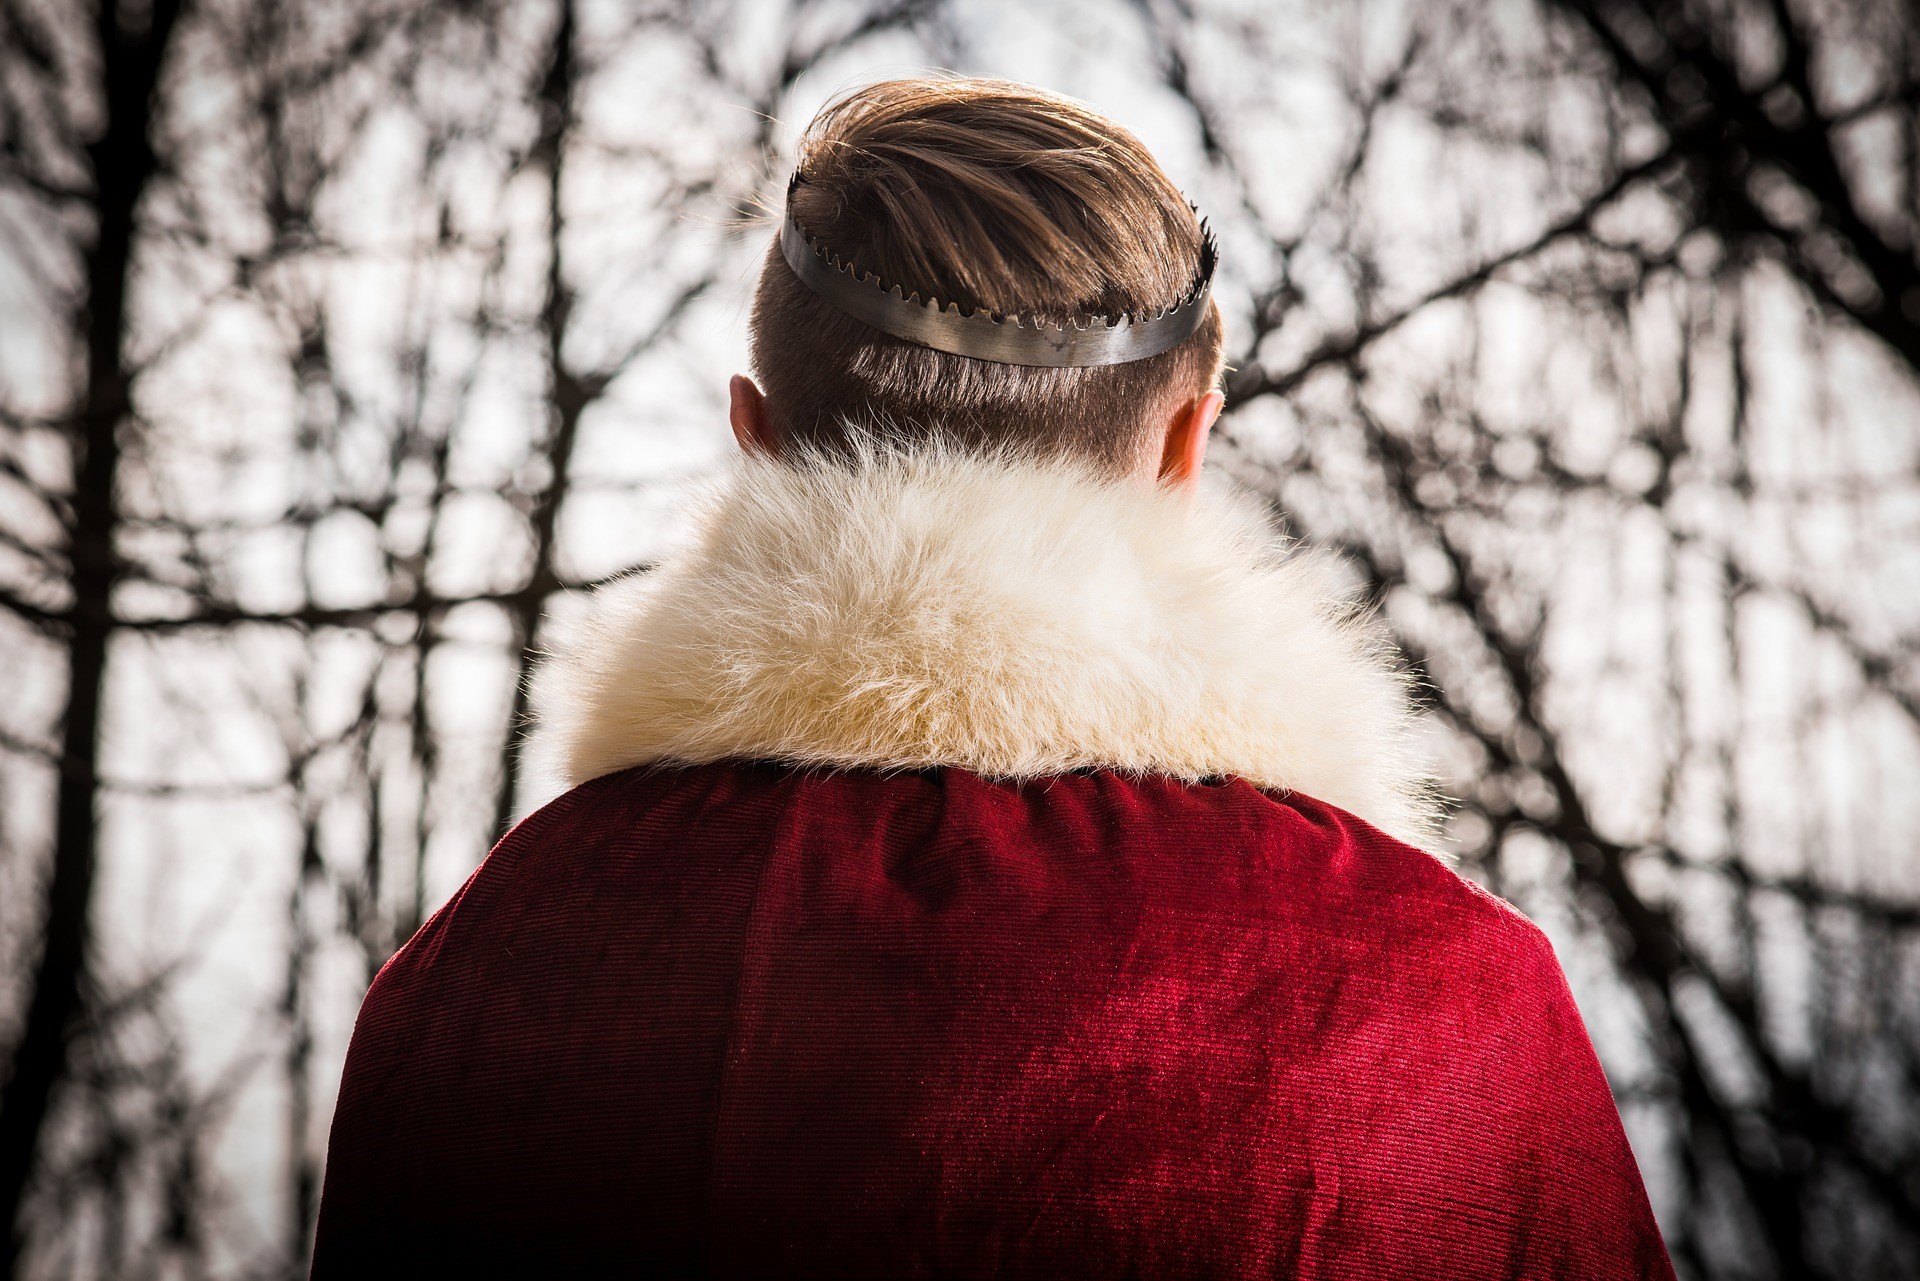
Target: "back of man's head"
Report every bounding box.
[749,76,1225,476]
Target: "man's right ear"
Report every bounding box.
[729,374,780,457]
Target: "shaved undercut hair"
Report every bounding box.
[749,76,1226,474]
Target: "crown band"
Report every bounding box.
[777,173,1217,368]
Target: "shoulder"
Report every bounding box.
[1027,773,1581,1042]
[357,762,795,1011]
[1053,772,1544,955]
[362,762,1556,1026]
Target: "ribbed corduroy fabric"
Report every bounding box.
[311,761,1673,1278]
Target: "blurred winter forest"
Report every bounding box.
[2,0,1918,1276]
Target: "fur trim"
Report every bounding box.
[531,447,1437,843]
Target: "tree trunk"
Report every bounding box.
[0,2,186,1272]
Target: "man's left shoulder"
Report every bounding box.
[1102,774,1543,960]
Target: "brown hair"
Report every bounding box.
[749,77,1225,475]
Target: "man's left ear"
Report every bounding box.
[729,374,780,458]
[1157,389,1225,488]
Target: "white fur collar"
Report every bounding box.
[531,448,1436,843]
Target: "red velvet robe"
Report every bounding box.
[312,761,1674,1278]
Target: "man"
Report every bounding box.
[313,76,1674,1278]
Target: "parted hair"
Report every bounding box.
[749,76,1225,474]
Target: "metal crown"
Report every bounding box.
[778,171,1218,368]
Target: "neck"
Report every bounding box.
[531,445,1437,844]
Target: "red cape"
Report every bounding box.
[313,762,1673,1278]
